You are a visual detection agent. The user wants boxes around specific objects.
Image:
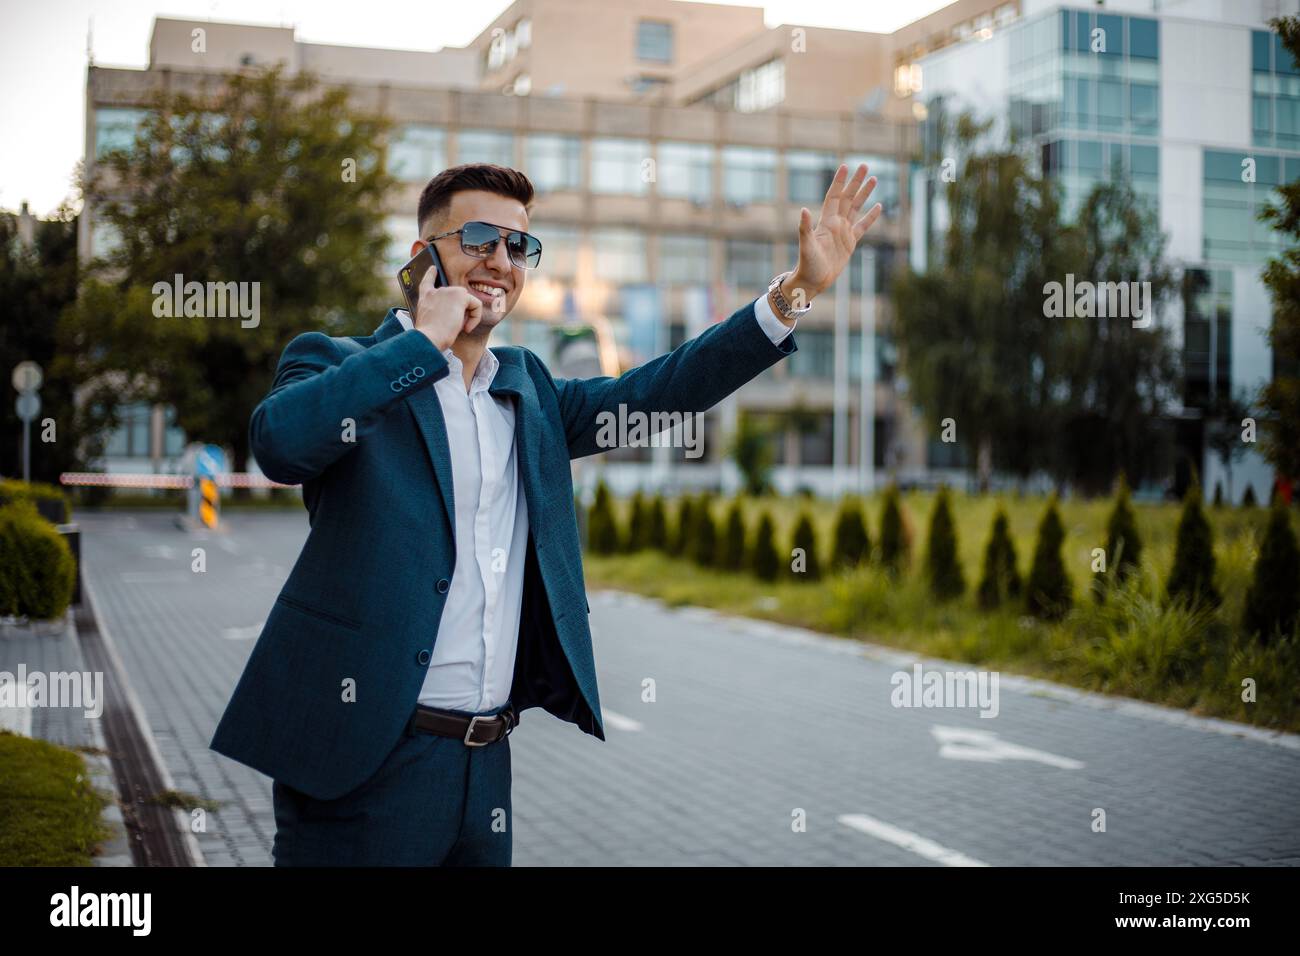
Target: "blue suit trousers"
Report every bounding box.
[271,700,514,866]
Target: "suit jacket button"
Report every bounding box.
[416,649,431,666]
[436,578,450,593]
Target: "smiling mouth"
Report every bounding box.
[469,281,506,299]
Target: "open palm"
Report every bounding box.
[792,163,883,298]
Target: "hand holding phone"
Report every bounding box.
[397,242,483,351]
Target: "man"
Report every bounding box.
[210,161,881,866]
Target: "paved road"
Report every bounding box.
[78,510,1300,866]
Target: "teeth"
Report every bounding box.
[470,283,502,295]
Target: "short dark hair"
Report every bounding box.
[416,163,534,236]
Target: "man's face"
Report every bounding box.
[413,189,529,336]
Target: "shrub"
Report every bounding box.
[1212,482,1224,508]
[626,491,648,551]
[1242,499,1300,641]
[0,480,70,525]
[751,512,780,581]
[670,496,695,557]
[587,481,620,555]
[925,487,965,600]
[719,499,747,571]
[1242,485,1258,508]
[1094,474,1143,598]
[977,507,1020,609]
[0,504,76,620]
[1166,484,1219,607]
[878,484,910,574]
[831,497,870,570]
[789,511,821,581]
[691,493,718,567]
[647,495,669,551]
[1025,496,1071,620]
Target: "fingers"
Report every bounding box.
[838,164,868,216]
[819,164,848,223]
[852,202,884,240]
[418,262,439,293]
[461,290,483,334]
[848,174,877,214]
[798,206,813,236]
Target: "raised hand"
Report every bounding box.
[785,163,883,303]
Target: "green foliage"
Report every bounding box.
[670,496,695,557]
[647,494,669,551]
[1166,485,1220,607]
[977,507,1020,609]
[1243,485,1258,508]
[0,504,76,620]
[719,498,747,571]
[1094,474,1143,598]
[878,484,910,574]
[1213,482,1224,507]
[587,481,620,555]
[626,491,648,551]
[0,480,70,524]
[789,511,820,581]
[67,65,396,473]
[1026,496,1071,620]
[728,413,775,496]
[1242,499,1300,640]
[925,487,965,600]
[0,732,110,866]
[751,512,780,582]
[691,493,718,567]
[831,497,870,569]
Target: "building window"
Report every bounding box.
[737,58,785,112]
[385,215,413,272]
[591,227,647,283]
[591,137,650,195]
[457,129,514,166]
[95,107,149,159]
[1252,29,1300,149]
[103,402,154,459]
[845,155,902,218]
[1044,138,1159,222]
[658,233,711,285]
[722,146,777,204]
[636,21,673,63]
[1203,149,1295,264]
[1181,268,1233,409]
[387,125,446,181]
[724,239,772,291]
[540,223,579,279]
[657,142,713,202]
[786,151,839,205]
[526,133,581,192]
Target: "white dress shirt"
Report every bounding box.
[396,293,797,713]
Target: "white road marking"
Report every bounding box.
[600,709,643,732]
[931,725,1084,769]
[838,813,990,867]
[142,545,179,560]
[120,571,188,584]
[220,622,264,641]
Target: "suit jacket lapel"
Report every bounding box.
[488,351,542,533]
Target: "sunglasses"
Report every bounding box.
[425,220,543,270]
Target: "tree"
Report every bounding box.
[691,493,718,567]
[1204,389,1255,503]
[1243,485,1258,508]
[670,496,695,557]
[789,512,820,581]
[1166,484,1219,607]
[878,484,910,574]
[727,412,776,496]
[751,512,780,582]
[925,487,965,600]
[1094,474,1143,598]
[1242,498,1300,640]
[831,497,871,569]
[647,494,669,550]
[587,480,620,554]
[719,498,747,571]
[64,65,395,479]
[626,491,648,551]
[1259,16,1300,487]
[1026,496,1071,620]
[977,507,1020,609]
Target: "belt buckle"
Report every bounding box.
[464,715,495,747]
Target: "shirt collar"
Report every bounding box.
[396,309,499,393]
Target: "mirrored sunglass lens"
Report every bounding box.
[508,233,542,268]
[461,222,499,257]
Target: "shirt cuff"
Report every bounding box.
[753,292,797,343]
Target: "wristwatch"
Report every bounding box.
[767,271,813,320]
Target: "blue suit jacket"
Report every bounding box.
[210,300,796,799]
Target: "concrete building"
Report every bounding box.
[904,0,1297,502]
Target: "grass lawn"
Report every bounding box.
[586,491,1300,733]
[0,731,112,866]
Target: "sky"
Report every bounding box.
[0,0,955,216]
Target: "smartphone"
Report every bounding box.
[397,242,448,318]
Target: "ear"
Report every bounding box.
[409,238,426,259]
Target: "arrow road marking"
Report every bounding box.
[838,813,990,867]
[931,725,1084,769]
[600,709,643,732]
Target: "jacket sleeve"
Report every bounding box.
[549,299,796,461]
[249,329,449,485]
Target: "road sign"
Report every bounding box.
[16,392,40,422]
[12,361,43,394]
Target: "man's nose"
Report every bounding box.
[486,238,512,273]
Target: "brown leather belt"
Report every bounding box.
[410,703,516,747]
